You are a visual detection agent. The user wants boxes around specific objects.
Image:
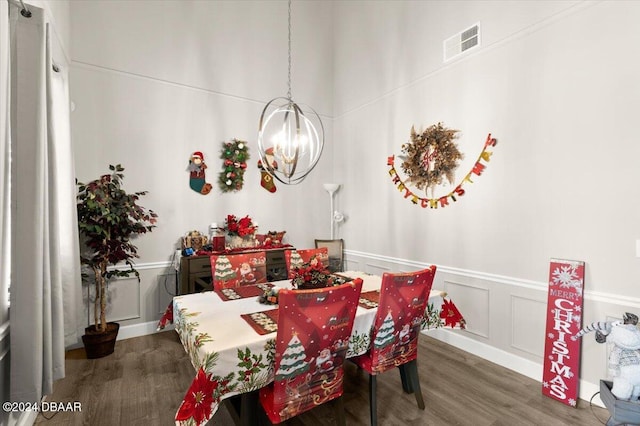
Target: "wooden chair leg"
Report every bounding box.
[240,391,259,426]
[407,360,425,410]
[398,364,413,394]
[369,374,378,426]
[333,396,346,426]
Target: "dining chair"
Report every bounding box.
[349,266,437,426]
[314,239,344,273]
[284,247,329,278]
[259,278,364,425]
[209,251,268,290]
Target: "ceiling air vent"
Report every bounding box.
[443,22,480,62]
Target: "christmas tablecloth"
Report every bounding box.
[171,271,465,425]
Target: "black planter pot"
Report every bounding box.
[82,322,120,359]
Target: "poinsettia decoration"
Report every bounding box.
[218,139,249,192]
[291,257,331,289]
[422,298,466,330]
[225,214,256,237]
[440,298,466,328]
[175,368,216,423]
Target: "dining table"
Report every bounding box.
[159,270,466,426]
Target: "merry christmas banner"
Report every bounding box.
[387,132,497,209]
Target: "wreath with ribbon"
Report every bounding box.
[400,123,463,195]
[388,123,497,209]
[218,139,249,192]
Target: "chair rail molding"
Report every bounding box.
[344,249,639,308]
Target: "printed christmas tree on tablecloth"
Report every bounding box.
[215,256,237,282]
[276,333,310,381]
[373,310,396,349]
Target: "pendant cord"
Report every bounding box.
[287,0,292,101]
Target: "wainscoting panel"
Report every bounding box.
[107,277,141,322]
[444,280,490,339]
[156,272,178,317]
[363,262,390,276]
[511,295,546,357]
[84,276,140,325]
[344,259,361,272]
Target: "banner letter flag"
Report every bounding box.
[387,132,497,209]
[542,259,585,407]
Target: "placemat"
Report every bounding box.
[359,290,380,309]
[241,309,279,335]
[215,283,274,301]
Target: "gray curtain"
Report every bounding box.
[1,2,11,333]
[9,3,82,404]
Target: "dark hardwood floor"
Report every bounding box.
[34,331,610,425]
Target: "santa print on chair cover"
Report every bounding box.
[210,252,267,290]
[368,273,434,373]
[261,280,362,423]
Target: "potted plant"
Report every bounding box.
[76,164,157,358]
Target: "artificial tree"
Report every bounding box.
[76,164,157,337]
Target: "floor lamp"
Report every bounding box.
[323,183,340,239]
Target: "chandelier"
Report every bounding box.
[258,0,324,185]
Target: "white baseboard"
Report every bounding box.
[425,329,604,408]
[65,320,174,351]
[117,320,174,340]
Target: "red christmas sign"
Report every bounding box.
[541,259,585,406]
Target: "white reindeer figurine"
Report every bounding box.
[573,312,640,401]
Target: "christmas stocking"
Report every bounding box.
[188,151,212,195]
[258,160,276,193]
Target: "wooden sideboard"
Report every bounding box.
[179,248,292,294]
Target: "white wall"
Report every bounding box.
[333,0,640,404]
[67,0,640,407]
[69,1,335,334]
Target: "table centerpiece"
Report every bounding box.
[225,214,257,248]
[291,258,333,290]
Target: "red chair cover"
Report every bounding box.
[284,247,330,279]
[209,251,267,290]
[259,278,363,423]
[353,266,436,374]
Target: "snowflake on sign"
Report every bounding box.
[551,264,582,291]
[573,313,582,326]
